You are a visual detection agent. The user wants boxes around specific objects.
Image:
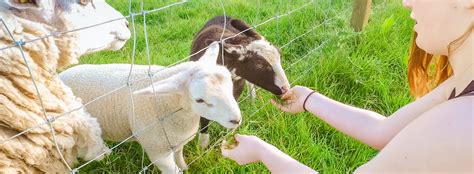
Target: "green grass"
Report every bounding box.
[77,0,415,173]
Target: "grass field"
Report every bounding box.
[77,0,415,173]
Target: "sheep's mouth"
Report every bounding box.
[225,123,240,129]
[116,36,129,42]
[108,39,128,51]
[263,84,286,96]
[83,47,103,55]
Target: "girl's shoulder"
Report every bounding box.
[355,96,473,173]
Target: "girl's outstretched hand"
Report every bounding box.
[221,134,266,165]
[271,86,314,114]
[221,134,318,174]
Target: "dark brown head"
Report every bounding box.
[220,19,290,95]
[192,16,290,95]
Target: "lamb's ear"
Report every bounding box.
[198,41,220,65]
[230,19,260,39]
[133,72,190,96]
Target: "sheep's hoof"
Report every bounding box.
[199,133,210,149]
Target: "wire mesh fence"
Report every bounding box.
[0,0,378,173]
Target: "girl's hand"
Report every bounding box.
[222,134,318,174]
[221,134,266,165]
[271,86,314,114]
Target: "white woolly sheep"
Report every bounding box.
[59,42,241,173]
[0,0,130,173]
[190,15,290,148]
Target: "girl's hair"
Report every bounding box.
[407,33,452,98]
[407,25,472,98]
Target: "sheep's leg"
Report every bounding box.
[149,152,180,174]
[247,82,257,100]
[233,79,246,99]
[174,146,188,171]
[198,117,211,148]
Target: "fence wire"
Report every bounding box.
[0,0,319,146]
[0,0,361,173]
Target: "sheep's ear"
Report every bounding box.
[198,41,220,65]
[6,0,44,9]
[219,39,243,55]
[205,39,242,59]
[133,72,189,96]
[230,19,260,39]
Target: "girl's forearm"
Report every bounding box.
[305,81,449,150]
[259,143,317,174]
[305,93,387,149]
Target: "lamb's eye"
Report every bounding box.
[195,99,214,107]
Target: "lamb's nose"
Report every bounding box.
[229,119,241,125]
[125,21,129,28]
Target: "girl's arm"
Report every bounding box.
[221,134,317,174]
[272,78,453,149]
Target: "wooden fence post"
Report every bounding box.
[350,0,372,31]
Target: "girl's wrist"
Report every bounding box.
[303,90,318,112]
[257,142,276,163]
[255,139,274,162]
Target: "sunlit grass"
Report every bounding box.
[77,0,414,173]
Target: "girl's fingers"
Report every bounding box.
[281,90,294,101]
[272,99,293,112]
[221,140,231,157]
[234,134,243,142]
[271,99,286,111]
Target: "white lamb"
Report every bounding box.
[59,42,242,173]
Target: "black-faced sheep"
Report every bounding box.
[0,0,130,172]
[190,16,290,148]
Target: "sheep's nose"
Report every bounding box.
[229,119,241,125]
[125,21,129,28]
[113,31,131,41]
[281,86,289,94]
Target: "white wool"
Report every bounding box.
[0,1,129,173]
[60,60,240,173]
[60,64,197,142]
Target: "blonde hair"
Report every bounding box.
[407,25,472,98]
